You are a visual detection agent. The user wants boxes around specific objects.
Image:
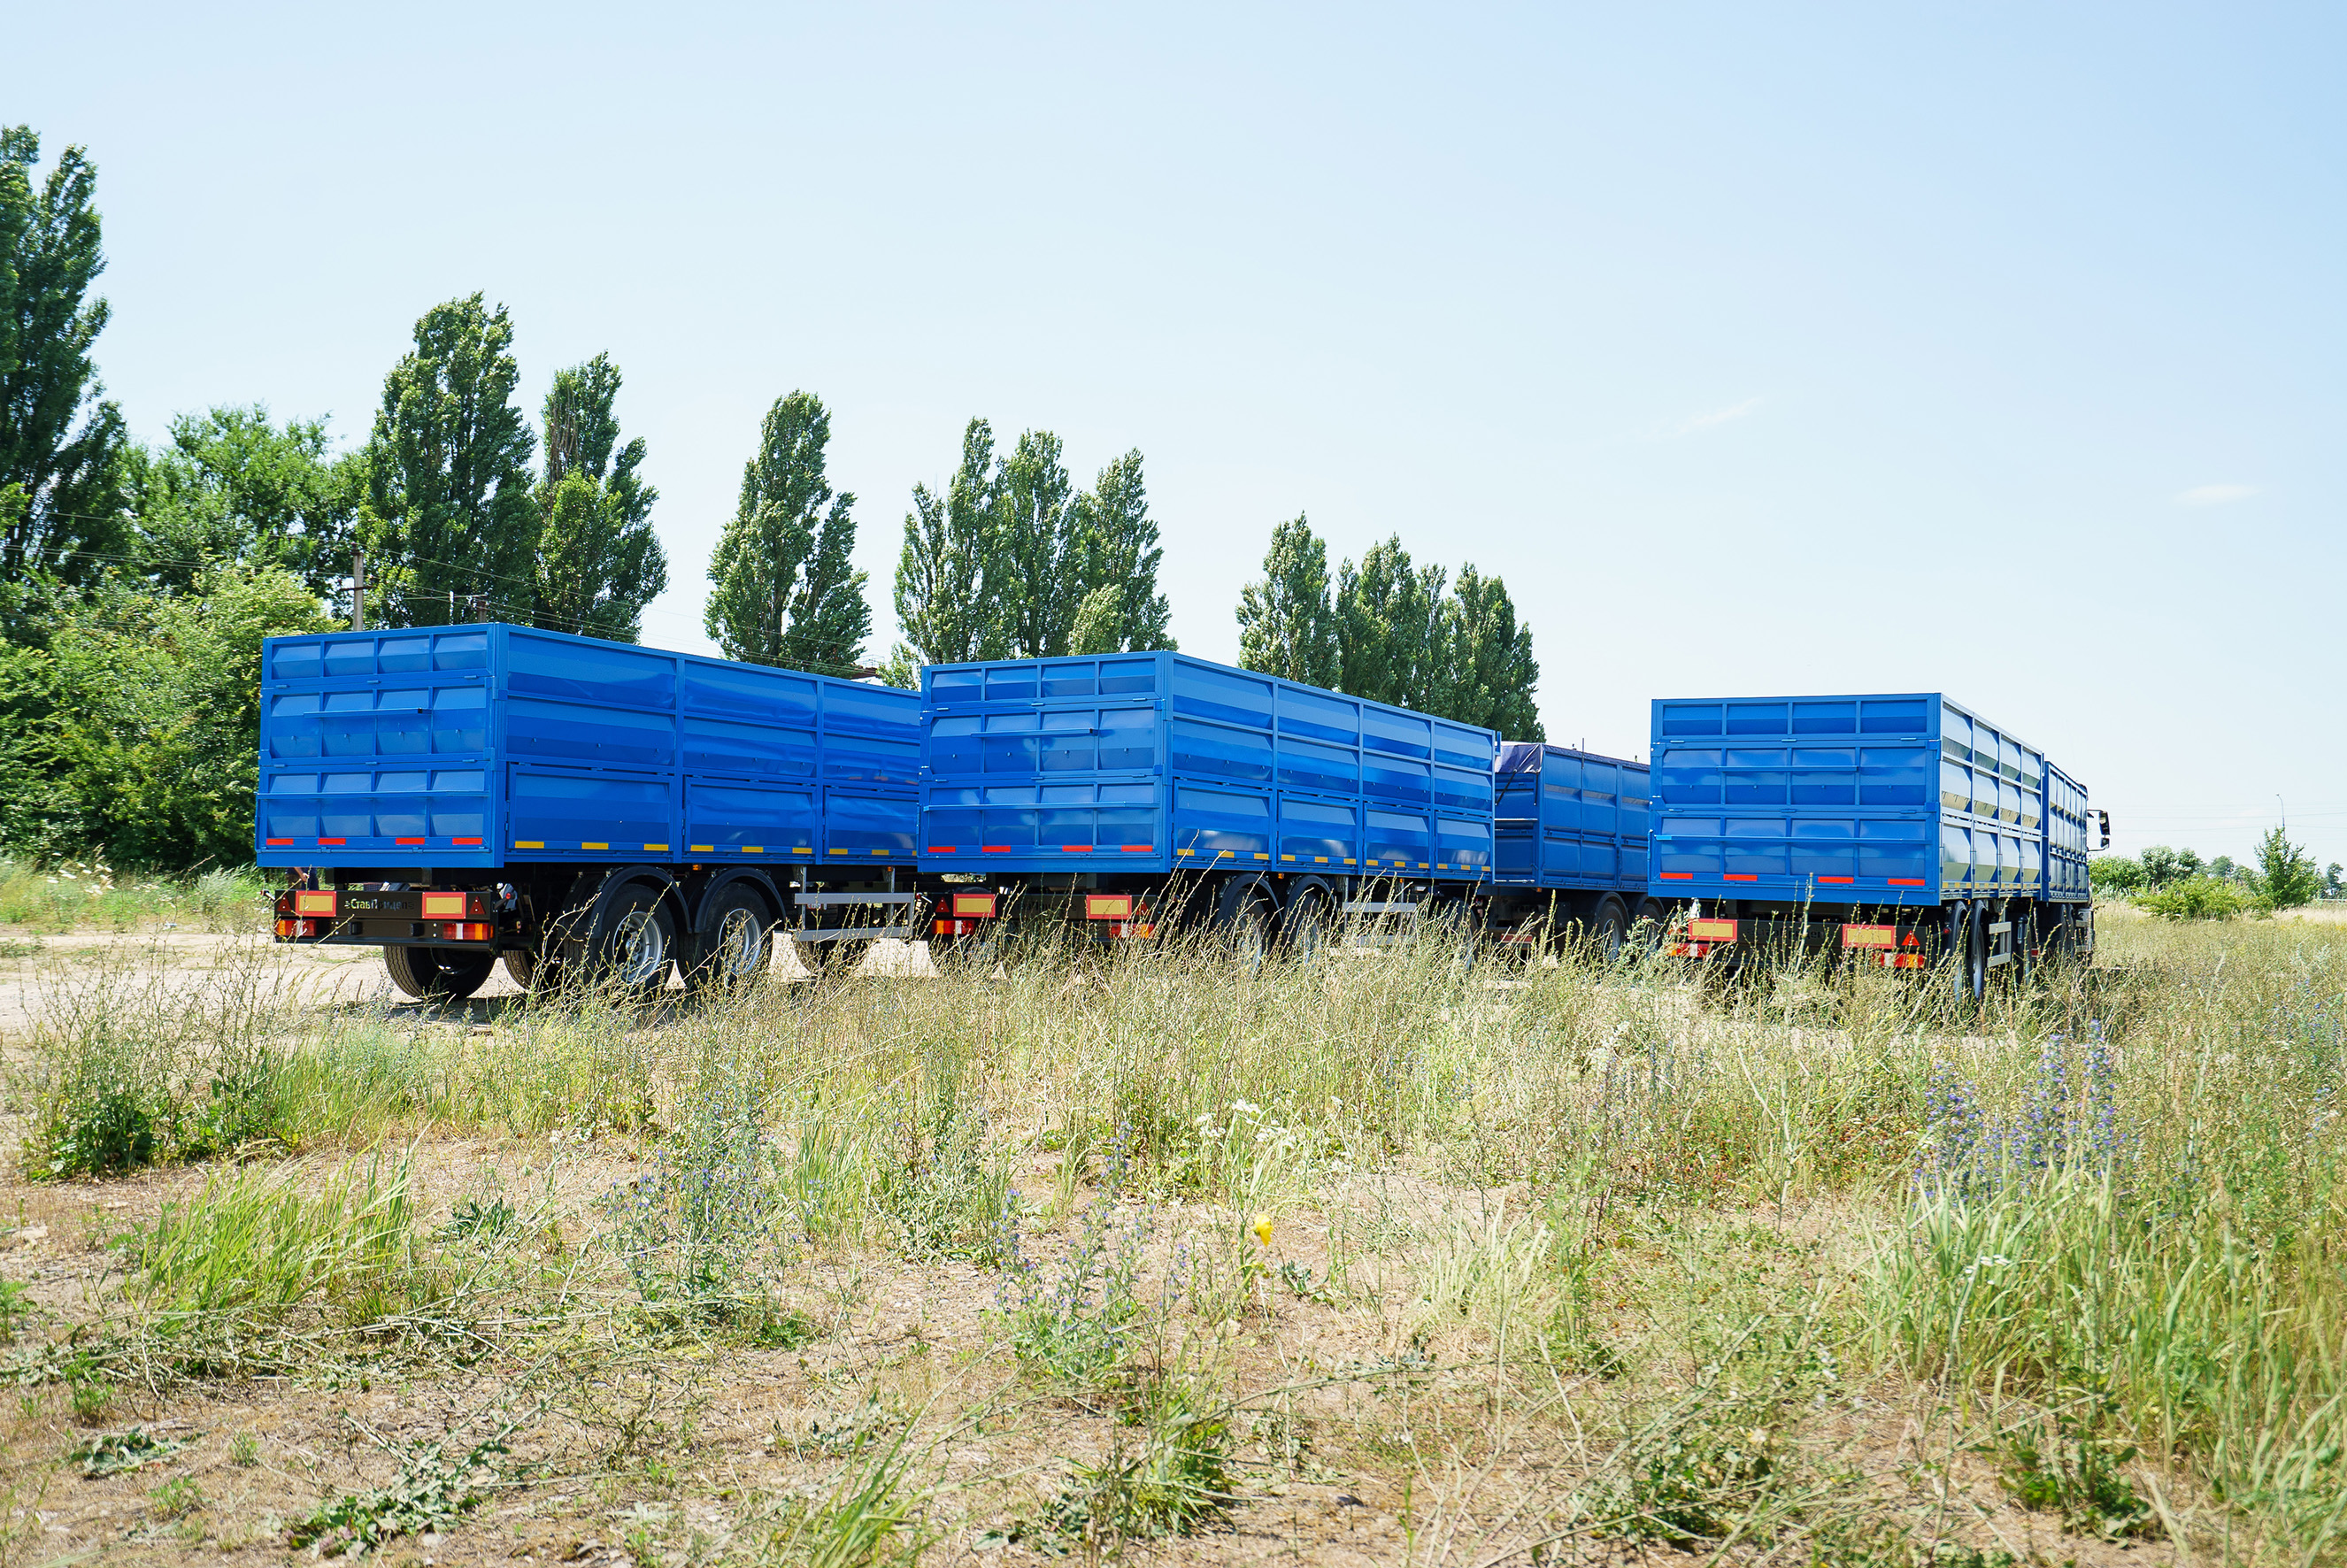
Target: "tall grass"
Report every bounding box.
[16,906,2346,1556]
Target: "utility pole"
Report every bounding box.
[351,548,366,632]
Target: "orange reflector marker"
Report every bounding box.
[1722,872,1758,881]
[293,890,337,917]
[1659,871,1692,880]
[317,837,345,847]
[925,845,956,853]
[1687,919,1738,942]
[1841,924,1897,949]
[1062,844,1093,853]
[453,836,483,846]
[265,837,293,846]
[1889,878,1925,887]
[1817,875,1852,884]
[420,892,467,919]
[951,893,998,918]
[1085,895,1134,920]
[1121,844,1151,852]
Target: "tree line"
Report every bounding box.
[0,126,1545,871]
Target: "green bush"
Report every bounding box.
[2137,874,2249,921]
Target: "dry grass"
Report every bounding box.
[0,908,2335,1565]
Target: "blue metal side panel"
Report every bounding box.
[917,652,1498,880]
[2043,763,2091,904]
[1489,742,1652,895]
[257,624,917,872]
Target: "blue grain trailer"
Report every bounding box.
[256,623,922,999]
[1484,742,1660,957]
[1647,692,2107,993]
[917,651,1501,953]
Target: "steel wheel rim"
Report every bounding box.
[716,908,763,981]
[612,910,666,989]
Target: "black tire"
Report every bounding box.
[1588,896,1628,963]
[502,949,545,991]
[1947,901,1984,1007]
[383,944,496,1003]
[589,884,678,999]
[688,884,773,996]
[1279,887,1335,961]
[1628,898,1668,953]
[1215,879,1274,972]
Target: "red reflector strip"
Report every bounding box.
[1722,872,1758,881]
[980,845,1013,854]
[1889,878,1925,887]
[1817,875,1852,884]
[396,837,425,845]
[1659,872,1693,880]
[1120,844,1151,852]
[925,846,956,854]
[1062,844,1093,853]
[265,837,293,846]
[316,837,345,846]
[453,837,482,846]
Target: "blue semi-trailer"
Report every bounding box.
[256,623,924,999]
[1646,691,2106,995]
[915,651,1653,957]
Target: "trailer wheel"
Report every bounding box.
[1588,896,1629,963]
[592,885,678,999]
[1279,886,1336,962]
[689,884,773,995]
[383,944,496,1003]
[502,950,546,991]
[1215,879,1274,972]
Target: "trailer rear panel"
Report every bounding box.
[919,653,1500,880]
[1648,692,2078,909]
[256,624,920,872]
[1491,743,1652,895]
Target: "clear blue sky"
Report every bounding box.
[16,3,2344,865]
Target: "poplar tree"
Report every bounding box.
[1438,564,1543,738]
[1335,535,1445,710]
[360,295,537,626]
[887,418,997,680]
[993,429,1085,658]
[704,390,871,673]
[1067,450,1174,655]
[532,354,666,642]
[1235,514,1338,687]
[0,127,127,602]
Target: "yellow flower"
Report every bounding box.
[1251,1215,1274,1249]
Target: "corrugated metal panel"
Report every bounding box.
[1648,691,2085,909]
[256,624,918,869]
[1488,742,1652,895]
[918,652,1498,879]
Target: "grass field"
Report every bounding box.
[0,904,2338,1566]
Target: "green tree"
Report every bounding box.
[704,390,871,673]
[125,406,366,599]
[1335,536,1445,709]
[1437,564,1543,737]
[994,429,1086,658]
[2252,826,2321,911]
[2089,855,2145,895]
[359,295,537,627]
[1,565,333,865]
[532,355,666,642]
[1067,450,1174,656]
[0,127,127,604]
[888,418,997,681]
[1235,514,1338,687]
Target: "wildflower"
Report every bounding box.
[1251,1215,1274,1248]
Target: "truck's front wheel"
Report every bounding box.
[383,944,496,1003]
